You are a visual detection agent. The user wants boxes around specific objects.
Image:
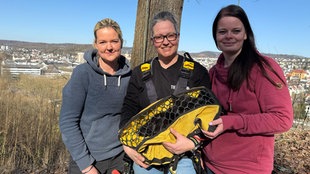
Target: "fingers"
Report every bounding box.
[132,154,149,168]
[202,129,217,139]
[163,129,195,154]
[169,128,180,138]
[202,118,224,139]
[123,145,149,168]
[209,118,222,126]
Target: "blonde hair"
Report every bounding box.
[93,18,123,47]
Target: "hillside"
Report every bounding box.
[0,39,307,59]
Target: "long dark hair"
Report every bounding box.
[212,5,284,90]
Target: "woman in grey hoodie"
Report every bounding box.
[59,18,131,174]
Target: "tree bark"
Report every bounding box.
[131,0,184,68]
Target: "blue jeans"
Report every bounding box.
[133,157,195,174]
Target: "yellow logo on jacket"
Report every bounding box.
[183,61,194,70]
[141,63,151,72]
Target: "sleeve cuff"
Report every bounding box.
[221,113,244,131]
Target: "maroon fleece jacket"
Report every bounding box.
[203,54,293,174]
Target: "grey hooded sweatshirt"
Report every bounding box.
[59,49,131,170]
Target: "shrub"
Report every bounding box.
[273,128,310,174]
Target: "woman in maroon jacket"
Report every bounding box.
[202,4,293,174]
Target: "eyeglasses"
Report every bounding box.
[151,33,179,43]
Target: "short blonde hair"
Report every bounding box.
[93,18,123,47]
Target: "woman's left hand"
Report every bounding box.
[202,118,224,139]
[163,128,195,154]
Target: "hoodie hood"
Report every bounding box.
[83,49,131,87]
[83,49,131,76]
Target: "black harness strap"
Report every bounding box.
[141,53,194,102]
[173,59,194,95]
[173,52,194,95]
[141,58,158,103]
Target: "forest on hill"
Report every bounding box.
[1,39,308,59]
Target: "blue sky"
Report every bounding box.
[1,0,309,57]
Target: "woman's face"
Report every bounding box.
[94,27,121,63]
[152,20,179,59]
[216,16,247,56]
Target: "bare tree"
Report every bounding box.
[131,0,184,68]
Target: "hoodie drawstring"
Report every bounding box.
[118,76,121,87]
[103,74,121,88]
[228,89,233,112]
[103,74,107,87]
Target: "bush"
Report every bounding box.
[273,128,310,173]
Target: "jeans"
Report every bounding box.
[133,157,195,174]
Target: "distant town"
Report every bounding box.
[0,40,309,117]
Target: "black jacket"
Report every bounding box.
[120,55,211,128]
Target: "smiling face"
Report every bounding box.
[216,16,247,57]
[94,27,122,63]
[152,20,179,60]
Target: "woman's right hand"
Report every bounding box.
[81,165,99,174]
[123,145,149,168]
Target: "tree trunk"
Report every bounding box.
[131,0,184,68]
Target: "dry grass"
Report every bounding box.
[0,74,309,173]
[0,74,69,173]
